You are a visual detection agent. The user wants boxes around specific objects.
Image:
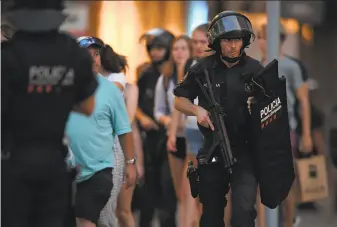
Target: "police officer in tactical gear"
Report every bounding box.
[133,28,177,227]
[174,11,263,227]
[1,0,97,227]
[139,28,175,65]
[135,28,175,81]
[136,28,175,132]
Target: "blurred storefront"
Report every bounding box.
[97,1,186,83]
[61,1,188,82]
[208,1,337,114]
[239,13,301,60]
[60,1,100,37]
[208,1,319,60]
[61,0,335,114]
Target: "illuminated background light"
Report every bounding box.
[186,1,209,36]
[99,1,144,83]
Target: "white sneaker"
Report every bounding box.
[293,216,301,227]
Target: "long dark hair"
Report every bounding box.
[100,45,128,74]
[161,35,193,86]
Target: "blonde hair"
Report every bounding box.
[193,23,209,34]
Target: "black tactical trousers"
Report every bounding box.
[132,131,177,227]
[1,145,69,227]
[198,152,257,227]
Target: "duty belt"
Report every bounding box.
[197,155,221,165]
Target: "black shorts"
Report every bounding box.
[75,168,113,224]
[169,137,186,160]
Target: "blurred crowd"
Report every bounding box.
[71,23,335,227]
[2,10,337,227]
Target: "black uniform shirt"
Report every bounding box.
[137,64,162,120]
[174,53,263,151]
[1,31,98,148]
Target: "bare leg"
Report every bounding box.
[184,154,201,227]
[312,129,326,155]
[168,154,186,226]
[116,184,136,227]
[256,188,265,227]
[76,218,96,227]
[283,187,296,227]
[224,190,231,226]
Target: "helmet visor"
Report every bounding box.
[139,28,165,44]
[209,15,254,44]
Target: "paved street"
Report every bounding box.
[298,166,337,227]
[135,166,337,227]
[137,201,337,227]
[136,204,337,227]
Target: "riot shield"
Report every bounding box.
[250,60,295,209]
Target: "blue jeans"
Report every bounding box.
[185,128,203,156]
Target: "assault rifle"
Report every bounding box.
[195,69,237,173]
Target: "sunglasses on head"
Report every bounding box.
[78,36,104,48]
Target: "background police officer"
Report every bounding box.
[133,28,177,227]
[1,1,98,227]
[136,28,175,132]
[174,11,263,227]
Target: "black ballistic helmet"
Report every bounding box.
[139,28,175,64]
[4,0,66,32]
[139,28,175,52]
[208,11,255,62]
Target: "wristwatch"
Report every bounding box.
[125,158,136,165]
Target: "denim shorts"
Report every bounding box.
[185,128,204,156]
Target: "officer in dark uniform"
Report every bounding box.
[1,1,98,227]
[133,28,177,227]
[174,11,263,227]
[136,28,175,128]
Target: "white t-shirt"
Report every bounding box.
[107,72,127,92]
[185,98,199,130]
[185,60,199,130]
